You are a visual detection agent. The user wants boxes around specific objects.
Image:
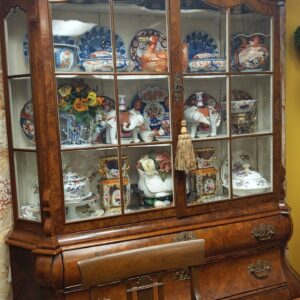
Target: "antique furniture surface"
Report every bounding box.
[78,239,204,300]
[1,0,300,299]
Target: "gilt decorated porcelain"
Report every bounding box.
[184,31,226,72]
[231,33,270,71]
[130,29,168,72]
[20,101,35,144]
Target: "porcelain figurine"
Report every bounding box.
[98,99,117,144]
[122,99,145,143]
[184,92,222,138]
[232,33,270,71]
[136,152,173,207]
[140,35,168,72]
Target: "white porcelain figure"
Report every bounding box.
[208,107,221,137]
[122,100,145,143]
[137,168,173,199]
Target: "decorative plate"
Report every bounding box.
[185,31,219,61]
[77,25,126,64]
[221,150,255,186]
[132,86,170,137]
[20,101,35,144]
[28,177,40,206]
[23,34,29,62]
[130,29,168,71]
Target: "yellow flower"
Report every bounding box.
[87,91,98,106]
[58,85,72,98]
[73,98,88,112]
[58,97,68,108]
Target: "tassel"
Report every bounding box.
[175,120,196,171]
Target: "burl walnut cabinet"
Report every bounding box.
[1,0,299,299]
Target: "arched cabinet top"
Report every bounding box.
[203,0,283,16]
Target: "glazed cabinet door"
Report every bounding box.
[176,0,279,217]
[47,0,179,228]
[0,2,43,225]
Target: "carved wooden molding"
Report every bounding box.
[248,260,272,279]
[174,73,183,103]
[174,268,191,281]
[251,224,275,241]
[174,231,197,242]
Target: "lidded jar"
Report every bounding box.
[63,168,87,200]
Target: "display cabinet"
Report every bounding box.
[1,0,300,299]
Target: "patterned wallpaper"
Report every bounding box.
[0,47,13,299]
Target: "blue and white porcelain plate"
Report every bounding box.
[77,26,126,63]
[184,31,219,61]
[20,101,35,144]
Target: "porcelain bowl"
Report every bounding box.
[54,44,79,71]
[189,58,226,72]
[231,99,257,113]
[81,57,134,72]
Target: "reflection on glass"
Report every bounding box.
[15,151,41,222]
[230,136,272,197]
[51,1,112,72]
[117,76,170,144]
[231,5,272,72]
[181,0,226,73]
[187,140,229,205]
[56,77,115,148]
[4,7,30,76]
[230,75,272,135]
[183,77,227,139]
[9,78,36,149]
[122,145,174,213]
[113,0,168,72]
[61,148,123,222]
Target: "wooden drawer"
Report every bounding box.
[64,249,287,300]
[62,215,285,287]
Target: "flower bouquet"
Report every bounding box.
[58,80,105,123]
[136,151,173,207]
[57,81,112,145]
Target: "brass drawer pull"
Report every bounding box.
[251,224,275,241]
[248,260,272,279]
[174,231,196,242]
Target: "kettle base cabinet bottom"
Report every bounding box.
[8,211,300,300]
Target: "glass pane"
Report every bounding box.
[183,76,227,139]
[122,145,174,213]
[230,135,272,198]
[4,7,30,76]
[56,76,115,149]
[187,140,230,205]
[181,0,226,73]
[230,75,272,135]
[114,0,168,73]
[230,5,272,72]
[15,151,41,222]
[117,75,171,144]
[9,78,35,149]
[61,148,124,222]
[51,1,112,72]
